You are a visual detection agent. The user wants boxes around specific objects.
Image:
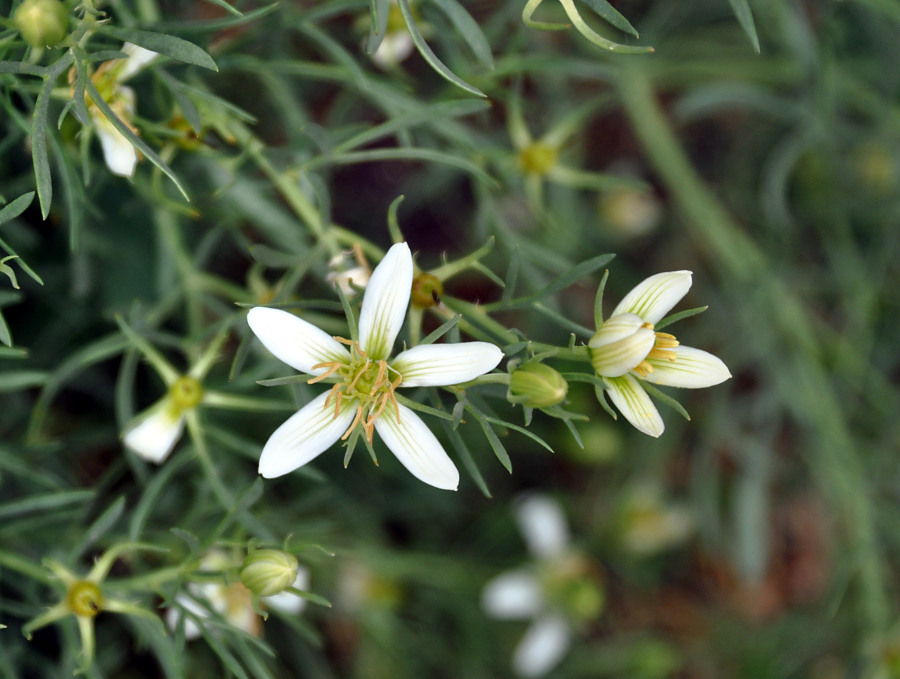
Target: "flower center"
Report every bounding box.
[632,331,679,378]
[309,338,402,443]
[66,580,103,618]
[518,142,558,175]
[169,376,204,411]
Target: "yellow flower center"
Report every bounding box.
[309,338,402,443]
[66,580,103,618]
[518,142,558,175]
[169,376,204,411]
[632,330,679,378]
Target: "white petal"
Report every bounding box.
[265,568,310,614]
[118,43,159,81]
[247,307,349,376]
[643,345,732,388]
[611,271,692,325]
[604,374,664,438]
[374,402,459,490]
[588,313,656,378]
[165,593,208,641]
[514,494,570,560]
[123,401,185,463]
[392,342,503,387]
[481,569,543,619]
[258,391,355,478]
[358,242,413,360]
[512,614,572,678]
[95,113,138,178]
[372,32,415,68]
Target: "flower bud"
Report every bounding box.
[509,363,568,408]
[240,549,299,597]
[588,313,655,377]
[410,272,443,308]
[14,0,68,48]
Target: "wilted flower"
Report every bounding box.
[482,495,604,678]
[83,43,158,177]
[326,244,372,296]
[589,271,731,437]
[248,242,503,490]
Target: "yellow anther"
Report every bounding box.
[653,331,679,348]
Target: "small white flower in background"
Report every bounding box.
[598,187,663,239]
[247,241,503,491]
[84,43,158,177]
[120,320,282,464]
[482,495,605,678]
[326,244,372,296]
[369,0,416,68]
[589,271,731,437]
[166,551,310,640]
[618,482,694,555]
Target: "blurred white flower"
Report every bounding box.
[589,271,731,437]
[482,495,604,678]
[370,1,416,68]
[166,551,310,640]
[85,43,158,177]
[619,482,694,555]
[247,242,503,490]
[326,245,371,296]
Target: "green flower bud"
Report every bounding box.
[240,549,299,597]
[14,0,68,48]
[509,362,568,408]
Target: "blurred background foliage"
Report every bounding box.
[1,0,900,677]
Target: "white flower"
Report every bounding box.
[482,495,604,678]
[166,552,310,640]
[248,242,503,490]
[86,43,158,177]
[123,374,203,464]
[589,271,731,437]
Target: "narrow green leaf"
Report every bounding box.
[0,370,49,392]
[0,235,44,285]
[32,77,54,219]
[577,0,640,38]
[655,305,708,331]
[430,0,494,68]
[366,0,392,55]
[726,0,761,54]
[594,268,609,329]
[85,78,190,201]
[641,382,691,420]
[0,192,35,226]
[203,0,243,15]
[442,419,492,498]
[397,0,487,98]
[0,310,11,347]
[467,407,512,472]
[100,26,219,71]
[484,253,615,310]
[0,490,94,520]
[483,415,554,452]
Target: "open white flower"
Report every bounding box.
[248,242,503,490]
[482,495,604,678]
[589,271,731,437]
[86,43,158,177]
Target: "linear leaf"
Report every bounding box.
[397,0,486,98]
[430,0,494,68]
[85,78,189,201]
[577,0,640,38]
[100,26,219,71]
[727,0,761,53]
[0,192,34,226]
